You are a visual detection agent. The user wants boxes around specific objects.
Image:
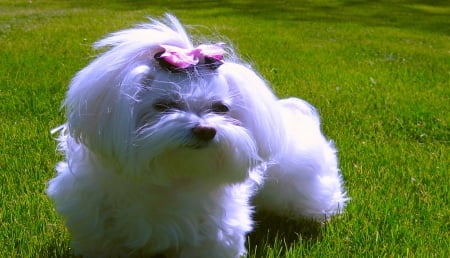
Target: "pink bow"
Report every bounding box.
[158,43,225,69]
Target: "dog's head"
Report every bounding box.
[63,14,283,184]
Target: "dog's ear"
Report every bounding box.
[219,63,284,160]
[64,63,149,159]
[62,14,194,161]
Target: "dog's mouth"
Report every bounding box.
[184,141,211,149]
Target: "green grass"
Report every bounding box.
[1,0,449,257]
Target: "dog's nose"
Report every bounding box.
[192,125,216,141]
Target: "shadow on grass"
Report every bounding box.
[248,211,322,256]
[65,0,449,35]
[41,212,322,257]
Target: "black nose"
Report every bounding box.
[192,125,216,141]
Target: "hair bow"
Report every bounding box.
[155,43,225,72]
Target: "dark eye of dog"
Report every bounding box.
[211,102,229,113]
[153,101,181,112]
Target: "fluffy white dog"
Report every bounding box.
[47,14,348,258]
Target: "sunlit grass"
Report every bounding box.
[1,0,449,257]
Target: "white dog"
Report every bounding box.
[47,14,348,258]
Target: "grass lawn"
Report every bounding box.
[1,0,449,257]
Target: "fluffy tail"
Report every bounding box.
[254,98,348,221]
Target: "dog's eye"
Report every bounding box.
[153,101,181,112]
[211,102,229,114]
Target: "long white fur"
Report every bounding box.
[47,14,348,257]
